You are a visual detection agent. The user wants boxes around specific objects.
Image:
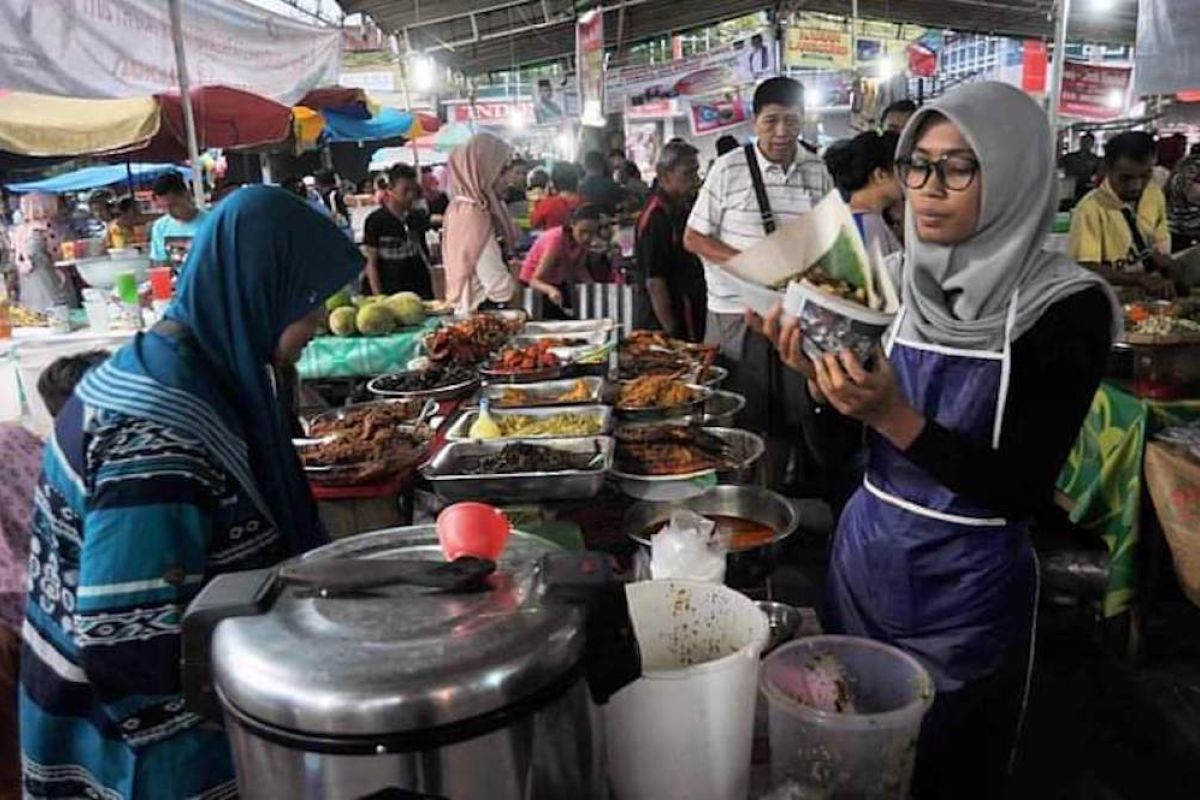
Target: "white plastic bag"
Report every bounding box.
[649,509,727,583]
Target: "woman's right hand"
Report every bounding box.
[746,303,814,379]
[545,286,564,307]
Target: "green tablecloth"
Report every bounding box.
[296,319,439,381]
[1056,382,1200,616]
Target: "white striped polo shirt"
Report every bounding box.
[687,144,833,314]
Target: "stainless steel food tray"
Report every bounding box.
[421,436,614,502]
[482,376,606,408]
[445,404,613,441]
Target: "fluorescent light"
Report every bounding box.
[1105,88,1124,109]
[556,131,576,161]
[410,54,436,93]
[1092,0,1115,9]
[877,58,896,81]
[507,108,527,132]
[806,85,825,109]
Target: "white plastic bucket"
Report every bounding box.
[604,579,769,800]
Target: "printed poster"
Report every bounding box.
[688,91,748,136]
[1059,61,1132,120]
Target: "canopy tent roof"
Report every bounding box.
[339,0,1137,75]
[321,107,439,143]
[0,92,159,158]
[6,163,193,193]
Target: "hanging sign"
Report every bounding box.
[1059,61,1132,120]
[784,27,853,70]
[688,92,749,136]
[576,9,606,127]
[0,0,342,105]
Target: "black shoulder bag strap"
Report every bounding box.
[1120,206,1154,270]
[744,143,777,236]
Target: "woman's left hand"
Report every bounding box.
[812,349,925,448]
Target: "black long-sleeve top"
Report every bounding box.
[813,286,1113,518]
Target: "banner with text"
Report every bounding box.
[577,9,606,126]
[689,91,749,136]
[0,0,342,105]
[605,30,775,114]
[1059,61,1132,120]
[785,15,925,70]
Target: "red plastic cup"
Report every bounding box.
[148,267,174,301]
[436,502,511,562]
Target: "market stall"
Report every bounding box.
[1056,300,1200,621]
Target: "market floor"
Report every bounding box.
[772,499,1200,800]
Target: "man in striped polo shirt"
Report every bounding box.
[684,77,832,489]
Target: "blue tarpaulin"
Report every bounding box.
[6,163,191,193]
[322,107,415,143]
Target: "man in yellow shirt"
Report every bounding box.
[1068,131,1175,297]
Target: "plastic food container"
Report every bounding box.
[785,281,895,366]
[761,636,935,800]
[604,579,769,800]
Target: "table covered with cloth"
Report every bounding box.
[1144,441,1200,609]
[296,319,439,381]
[1056,381,1200,616]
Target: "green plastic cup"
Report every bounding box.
[114,271,139,304]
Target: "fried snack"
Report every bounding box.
[495,379,594,408]
[617,375,697,409]
[614,425,735,475]
[486,340,561,373]
[426,314,517,364]
[309,403,417,439]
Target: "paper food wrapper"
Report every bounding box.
[723,190,900,362]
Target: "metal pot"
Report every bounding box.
[183,527,626,800]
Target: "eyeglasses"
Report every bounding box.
[896,154,981,191]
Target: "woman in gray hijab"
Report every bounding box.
[760,82,1118,797]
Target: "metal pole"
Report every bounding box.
[168,0,207,210]
[851,0,859,74]
[1048,0,1072,133]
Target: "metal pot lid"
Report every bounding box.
[210,526,584,737]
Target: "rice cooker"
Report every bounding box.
[181,526,639,800]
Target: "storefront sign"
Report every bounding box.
[1059,61,1132,120]
[0,0,342,105]
[606,30,774,113]
[784,27,852,70]
[625,98,681,119]
[688,92,749,136]
[445,100,535,126]
[577,9,606,127]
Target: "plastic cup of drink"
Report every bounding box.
[148,267,173,301]
[84,300,110,332]
[113,271,139,305]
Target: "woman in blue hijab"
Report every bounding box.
[20,186,363,800]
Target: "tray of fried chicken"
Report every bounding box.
[612,424,763,479]
[616,330,717,380]
[614,373,711,421]
[298,400,433,486]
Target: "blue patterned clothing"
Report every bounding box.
[20,395,287,800]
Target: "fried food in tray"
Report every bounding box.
[617,375,700,410]
[299,404,429,484]
[614,425,736,476]
[484,340,561,374]
[618,329,716,377]
[308,402,419,439]
[425,314,518,364]
[496,379,594,407]
[370,364,477,395]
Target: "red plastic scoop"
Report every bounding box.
[436,502,512,562]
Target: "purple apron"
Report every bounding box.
[826,295,1037,696]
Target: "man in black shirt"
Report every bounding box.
[579,150,624,213]
[636,141,706,342]
[362,164,433,297]
[1060,131,1100,203]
